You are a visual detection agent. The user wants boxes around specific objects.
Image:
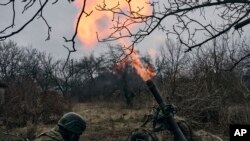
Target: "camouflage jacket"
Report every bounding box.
[34,127,64,141]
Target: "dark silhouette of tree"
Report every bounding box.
[96,0,250,68]
[1,1,250,68]
[0,0,89,64]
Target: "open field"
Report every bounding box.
[31,101,175,141]
[0,101,227,141]
[74,102,154,141]
[72,102,225,141]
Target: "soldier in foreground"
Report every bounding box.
[34,112,86,141]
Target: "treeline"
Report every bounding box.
[153,38,250,133]
[1,35,250,132]
[0,41,144,101]
[0,41,147,128]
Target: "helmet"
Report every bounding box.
[128,128,159,141]
[58,112,86,135]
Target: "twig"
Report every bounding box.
[62,0,92,70]
[0,0,49,40]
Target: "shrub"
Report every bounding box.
[3,77,70,128]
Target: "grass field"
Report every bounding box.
[73,102,153,141]
[1,101,225,141]
[71,102,224,141]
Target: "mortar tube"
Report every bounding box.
[146,79,188,141]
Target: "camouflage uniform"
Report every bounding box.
[34,127,64,141]
[34,112,86,141]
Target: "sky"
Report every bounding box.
[0,0,88,59]
[0,0,250,60]
[0,0,166,60]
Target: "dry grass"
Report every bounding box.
[0,101,158,141]
[72,102,224,141]
[0,101,227,141]
[73,102,153,141]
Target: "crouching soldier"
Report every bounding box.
[35,112,86,141]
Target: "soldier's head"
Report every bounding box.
[128,128,158,141]
[57,112,86,141]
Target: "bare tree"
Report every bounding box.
[75,54,105,83]
[0,41,24,81]
[155,40,189,97]
[1,0,250,68]
[96,0,250,65]
[0,0,89,62]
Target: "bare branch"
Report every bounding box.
[0,0,15,34]
[0,0,49,40]
[235,18,250,29]
[22,0,36,13]
[226,53,250,71]
[0,0,12,6]
[38,0,51,41]
[62,0,92,70]
[96,0,250,57]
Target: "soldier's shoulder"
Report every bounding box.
[33,128,64,141]
[33,133,52,141]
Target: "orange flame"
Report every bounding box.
[119,39,155,81]
[114,49,155,81]
[74,0,155,81]
[129,50,155,81]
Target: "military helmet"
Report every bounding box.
[128,128,158,141]
[58,112,86,135]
